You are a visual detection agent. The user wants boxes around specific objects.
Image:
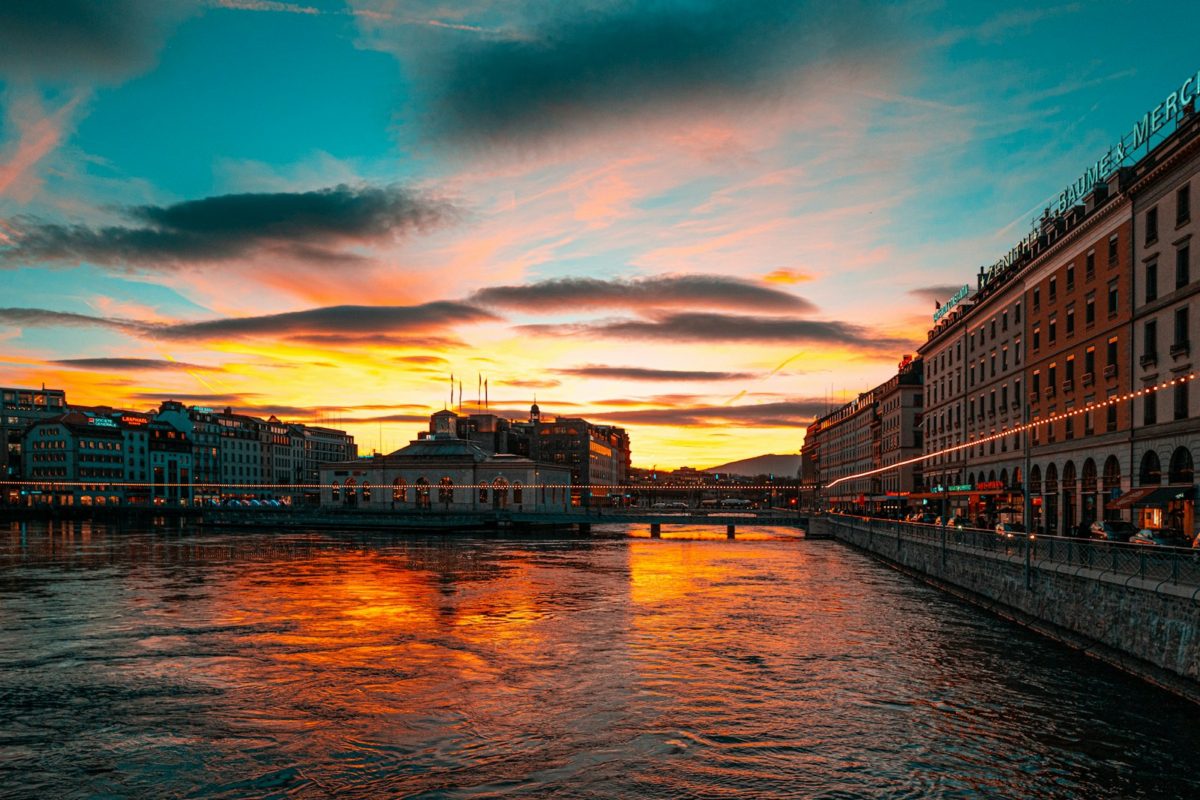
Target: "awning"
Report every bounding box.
[1106,485,1195,510]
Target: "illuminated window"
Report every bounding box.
[331,481,340,501]
[393,477,407,503]
[438,476,454,504]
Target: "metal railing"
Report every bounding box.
[827,513,1200,587]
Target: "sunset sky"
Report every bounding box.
[1,0,1197,468]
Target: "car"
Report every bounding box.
[1088,520,1138,542]
[996,522,1027,539]
[1129,528,1193,547]
[667,501,688,510]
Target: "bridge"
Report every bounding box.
[200,507,816,537]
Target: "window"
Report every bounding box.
[1107,337,1119,373]
[1066,305,1075,336]
[1175,382,1189,421]
[1049,276,1057,301]
[1146,259,1158,303]
[1001,385,1008,407]
[1033,287,1041,310]
[990,352,996,378]
[1048,317,1057,345]
[1108,280,1119,316]
[1085,294,1095,326]
[1048,363,1057,388]
[1014,337,1021,364]
[1002,310,1008,332]
[1086,251,1095,279]
[1144,319,1158,359]
[1174,306,1189,349]
[1066,355,1075,384]
[1145,393,1158,426]
[991,319,997,339]
[1032,370,1041,396]
[1106,393,1118,431]
[1109,234,1119,266]
[1178,184,1191,226]
[1146,206,1159,245]
[1033,326,1041,351]
[1066,264,1075,290]
[1001,346,1008,371]
[1177,244,1190,289]
[1015,301,1021,323]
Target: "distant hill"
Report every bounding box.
[704,453,800,477]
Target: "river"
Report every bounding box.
[0,521,1197,799]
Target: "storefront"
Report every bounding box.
[1106,485,1195,534]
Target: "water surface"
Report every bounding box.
[1,521,1197,798]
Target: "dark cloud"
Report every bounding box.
[0,307,148,335]
[294,334,466,350]
[0,0,188,81]
[347,413,438,424]
[591,399,827,428]
[472,275,814,314]
[156,302,495,341]
[424,0,898,144]
[499,378,561,389]
[520,312,910,350]
[908,284,969,305]
[557,365,754,381]
[127,392,258,404]
[394,355,450,366]
[0,184,458,271]
[50,357,211,371]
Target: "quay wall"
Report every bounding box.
[813,515,1200,704]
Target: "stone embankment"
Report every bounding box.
[813,514,1200,704]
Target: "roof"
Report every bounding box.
[388,436,491,462]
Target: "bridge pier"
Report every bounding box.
[650,523,661,538]
[727,524,735,538]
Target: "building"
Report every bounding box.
[424,404,632,507]
[817,69,1200,536]
[1127,110,1200,536]
[1024,174,1134,535]
[23,411,131,506]
[803,387,880,509]
[319,413,571,511]
[1,386,67,501]
[876,355,924,503]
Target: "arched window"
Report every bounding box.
[345,477,357,506]
[988,470,996,483]
[1103,456,1121,492]
[331,481,340,501]
[493,477,509,508]
[362,481,371,502]
[512,481,523,504]
[1168,446,1194,484]
[1139,451,1162,486]
[393,477,407,503]
[1061,461,1076,492]
[1081,459,1097,492]
[415,477,431,508]
[438,476,454,504]
[1044,463,1058,494]
[999,468,1008,488]
[1012,466,1022,489]
[479,482,488,503]
[967,472,976,485]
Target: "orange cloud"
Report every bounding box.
[0,88,88,201]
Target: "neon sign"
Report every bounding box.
[121,416,149,426]
[88,417,117,428]
[933,285,970,323]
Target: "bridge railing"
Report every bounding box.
[827,513,1200,586]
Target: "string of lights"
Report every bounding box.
[826,371,1198,489]
[0,480,810,491]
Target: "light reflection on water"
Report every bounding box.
[0,520,1198,799]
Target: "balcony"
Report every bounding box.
[1061,379,1074,393]
[1029,391,1040,404]
[1104,364,1118,379]
[1140,353,1159,369]
[1043,385,1056,399]
[1170,340,1191,358]
[1082,371,1095,386]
